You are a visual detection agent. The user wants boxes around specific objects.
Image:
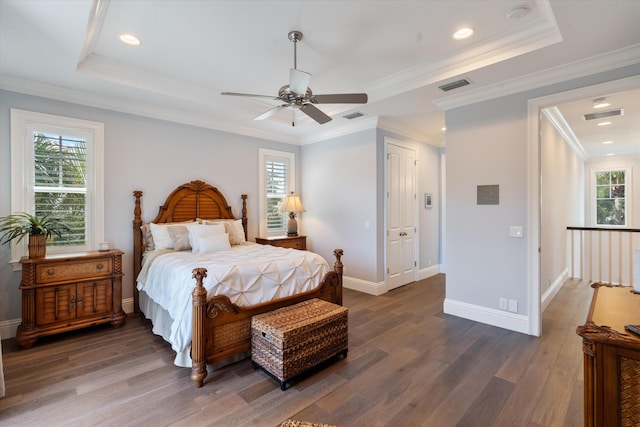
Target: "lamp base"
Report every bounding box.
[287,217,298,236]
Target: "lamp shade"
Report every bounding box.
[279,193,306,213]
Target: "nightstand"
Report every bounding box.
[17,250,127,348]
[255,235,306,250]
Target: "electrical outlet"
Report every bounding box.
[508,299,518,313]
[499,298,508,310]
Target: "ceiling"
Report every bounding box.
[1,0,639,156]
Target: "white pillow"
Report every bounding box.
[186,223,226,252]
[203,219,246,245]
[196,233,231,253]
[149,223,176,250]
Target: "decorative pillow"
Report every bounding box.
[144,220,195,251]
[196,233,231,253]
[149,223,176,250]
[203,219,246,245]
[140,223,154,251]
[168,225,191,251]
[186,223,226,252]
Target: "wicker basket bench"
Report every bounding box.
[251,298,348,390]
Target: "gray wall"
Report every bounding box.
[0,90,298,323]
[444,63,640,323]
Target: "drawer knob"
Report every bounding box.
[47,269,55,276]
[96,264,103,270]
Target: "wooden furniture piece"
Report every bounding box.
[251,298,348,390]
[133,180,343,388]
[17,250,127,349]
[255,235,306,250]
[576,283,640,427]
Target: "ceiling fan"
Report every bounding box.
[221,31,368,126]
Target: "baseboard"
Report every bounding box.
[419,264,441,281]
[443,298,531,335]
[343,275,387,296]
[0,298,136,339]
[541,269,568,312]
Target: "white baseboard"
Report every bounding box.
[343,275,387,296]
[541,269,568,312]
[443,298,531,335]
[0,298,136,339]
[419,264,441,281]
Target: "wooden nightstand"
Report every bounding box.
[255,235,306,250]
[17,250,127,349]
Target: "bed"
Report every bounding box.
[132,180,343,387]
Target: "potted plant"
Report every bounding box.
[0,212,71,259]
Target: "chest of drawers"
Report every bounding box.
[17,250,127,348]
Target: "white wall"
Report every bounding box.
[540,113,583,301]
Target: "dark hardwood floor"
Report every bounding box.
[0,274,591,426]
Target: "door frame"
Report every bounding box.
[527,75,640,337]
[384,137,419,291]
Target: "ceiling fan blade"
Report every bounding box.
[254,104,288,121]
[221,92,279,100]
[289,69,311,96]
[311,93,368,104]
[299,103,332,124]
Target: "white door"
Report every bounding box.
[386,143,417,290]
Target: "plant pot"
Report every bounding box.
[28,234,46,259]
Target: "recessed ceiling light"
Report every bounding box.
[597,121,612,127]
[606,153,615,156]
[602,140,613,145]
[119,33,141,46]
[593,97,610,109]
[453,27,474,40]
[441,127,446,131]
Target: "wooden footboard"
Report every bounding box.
[190,249,344,387]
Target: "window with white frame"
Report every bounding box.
[259,149,295,237]
[594,169,627,226]
[10,109,104,262]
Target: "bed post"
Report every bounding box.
[133,190,143,313]
[334,249,344,305]
[191,268,208,388]
[241,194,248,241]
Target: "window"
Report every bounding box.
[259,149,295,237]
[595,169,626,226]
[10,109,104,263]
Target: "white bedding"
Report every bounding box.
[136,242,330,367]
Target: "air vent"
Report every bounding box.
[343,112,364,120]
[438,79,471,92]
[583,108,624,121]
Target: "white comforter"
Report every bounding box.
[137,242,330,361]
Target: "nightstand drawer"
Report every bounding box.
[255,236,306,250]
[35,258,113,284]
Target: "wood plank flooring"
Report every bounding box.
[0,274,591,426]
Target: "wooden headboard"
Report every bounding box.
[132,180,248,312]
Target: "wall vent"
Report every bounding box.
[438,78,471,92]
[343,111,364,120]
[583,108,624,121]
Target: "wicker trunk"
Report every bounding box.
[251,298,348,390]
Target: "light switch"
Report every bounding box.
[509,226,524,238]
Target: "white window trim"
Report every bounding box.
[591,166,632,228]
[258,148,295,237]
[10,109,104,266]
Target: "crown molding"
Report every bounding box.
[542,106,586,158]
[299,115,379,145]
[434,44,640,111]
